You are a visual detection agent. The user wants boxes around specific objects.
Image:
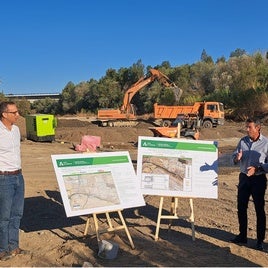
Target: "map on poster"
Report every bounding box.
[136,136,218,198]
[51,151,145,217]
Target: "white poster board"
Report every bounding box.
[137,136,218,198]
[51,151,145,217]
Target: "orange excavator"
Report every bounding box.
[96,69,182,127]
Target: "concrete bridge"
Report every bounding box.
[5,93,61,103]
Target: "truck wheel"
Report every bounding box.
[108,121,114,127]
[162,120,171,127]
[202,120,213,128]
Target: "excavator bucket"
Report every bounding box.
[173,87,183,103]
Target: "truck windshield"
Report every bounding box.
[207,104,217,111]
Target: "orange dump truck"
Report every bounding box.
[153,101,225,128]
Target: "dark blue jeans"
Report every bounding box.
[237,172,267,242]
[0,173,24,253]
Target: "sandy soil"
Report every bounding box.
[1,117,268,267]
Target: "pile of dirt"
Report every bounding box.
[53,118,253,146]
[18,116,268,149]
[56,118,234,141]
[16,116,254,149]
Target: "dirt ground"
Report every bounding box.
[1,117,268,267]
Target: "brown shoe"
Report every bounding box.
[0,251,12,261]
[10,248,30,256]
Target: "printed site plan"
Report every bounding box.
[137,136,218,199]
[51,151,145,217]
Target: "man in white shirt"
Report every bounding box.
[0,101,29,261]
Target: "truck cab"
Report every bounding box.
[201,102,225,128]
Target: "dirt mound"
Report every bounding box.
[54,119,245,144]
[16,116,268,150]
[55,119,154,147]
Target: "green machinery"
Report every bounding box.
[25,114,57,142]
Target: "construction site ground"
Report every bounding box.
[1,116,268,267]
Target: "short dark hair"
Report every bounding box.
[246,117,261,126]
[0,101,16,119]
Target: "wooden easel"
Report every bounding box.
[154,196,195,241]
[154,125,195,241]
[84,210,135,249]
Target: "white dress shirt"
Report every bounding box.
[0,121,21,171]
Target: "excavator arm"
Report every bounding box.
[121,69,182,114]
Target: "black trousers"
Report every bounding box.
[237,172,267,241]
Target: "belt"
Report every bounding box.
[0,169,22,175]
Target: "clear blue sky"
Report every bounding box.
[0,0,267,94]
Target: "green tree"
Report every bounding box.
[138,81,162,113]
[120,60,145,89]
[201,49,214,64]
[31,98,60,114]
[73,81,91,113]
[59,82,76,114]
[216,56,226,64]
[82,79,99,113]
[0,93,7,103]
[97,77,122,108]
[228,56,257,90]
[15,99,31,117]
[230,48,247,58]
[154,61,172,77]
[190,61,215,94]
[253,52,268,91]
[170,65,192,103]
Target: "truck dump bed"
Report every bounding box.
[154,102,201,119]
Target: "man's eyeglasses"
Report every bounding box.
[5,111,19,115]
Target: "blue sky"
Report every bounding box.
[0,0,267,94]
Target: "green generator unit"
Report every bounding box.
[25,114,57,142]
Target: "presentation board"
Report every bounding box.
[51,151,145,217]
[136,136,218,198]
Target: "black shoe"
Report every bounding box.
[230,236,247,244]
[256,241,264,251]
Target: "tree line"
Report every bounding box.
[2,48,268,121]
